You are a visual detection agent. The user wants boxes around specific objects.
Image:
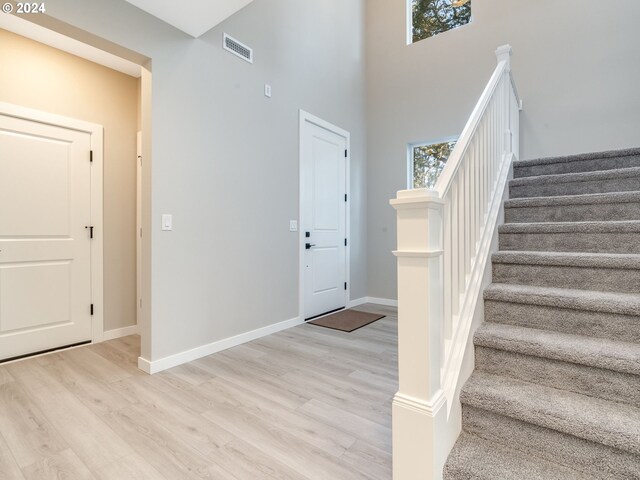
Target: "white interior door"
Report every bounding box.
[301,117,348,319]
[0,113,92,360]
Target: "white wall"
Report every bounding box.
[39,0,367,363]
[366,0,640,300]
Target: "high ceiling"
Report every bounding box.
[124,0,255,38]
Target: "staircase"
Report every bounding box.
[443,148,640,479]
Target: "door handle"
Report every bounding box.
[305,243,316,250]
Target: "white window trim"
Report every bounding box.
[407,135,459,189]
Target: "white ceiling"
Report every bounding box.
[124,0,255,38]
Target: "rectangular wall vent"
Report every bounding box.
[223,33,253,63]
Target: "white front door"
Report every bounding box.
[301,117,348,319]
[0,113,92,360]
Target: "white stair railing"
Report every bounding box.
[390,45,521,480]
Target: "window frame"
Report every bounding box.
[407,135,459,190]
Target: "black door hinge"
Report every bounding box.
[344,194,347,202]
[85,226,94,239]
[344,149,347,158]
[344,238,347,246]
[344,282,347,290]
[90,304,94,315]
[90,150,93,162]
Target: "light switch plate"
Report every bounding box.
[161,214,172,231]
[264,84,272,98]
[289,220,298,232]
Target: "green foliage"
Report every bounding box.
[412,0,471,43]
[413,141,456,189]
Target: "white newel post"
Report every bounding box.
[390,189,447,480]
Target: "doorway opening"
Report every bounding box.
[0,16,152,366]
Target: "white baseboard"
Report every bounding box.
[367,296,398,307]
[348,296,398,308]
[101,324,139,341]
[137,315,304,375]
[347,297,368,308]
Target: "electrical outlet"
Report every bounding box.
[289,220,298,231]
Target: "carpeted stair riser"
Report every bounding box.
[484,299,640,343]
[443,433,596,480]
[461,406,640,479]
[504,194,640,223]
[460,373,640,456]
[475,321,640,376]
[509,167,640,199]
[513,148,640,178]
[475,346,640,408]
[499,227,640,254]
[492,262,640,294]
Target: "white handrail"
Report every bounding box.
[390,44,521,480]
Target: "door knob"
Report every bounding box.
[305,243,316,250]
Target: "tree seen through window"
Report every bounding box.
[411,0,471,43]
[412,141,456,189]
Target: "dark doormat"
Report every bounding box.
[308,309,385,332]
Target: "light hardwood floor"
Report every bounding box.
[0,304,398,479]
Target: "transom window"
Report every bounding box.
[409,140,457,189]
[410,0,471,44]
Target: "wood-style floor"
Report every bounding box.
[0,304,398,479]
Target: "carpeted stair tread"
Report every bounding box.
[460,406,640,478]
[483,283,640,316]
[513,147,640,178]
[504,191,640,223]
[460,372,640,455]
[491,250,640,269]
[505,190,640,208]
[509,167,640,198]
[475,346,640,408]
[474,322,640,376]
[510,166,640,187]
[443,433,596,480]
[499,220,640,235]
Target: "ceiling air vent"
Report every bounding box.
[223,33,253,64]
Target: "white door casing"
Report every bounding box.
[299,111,350,320]
[0,103,103,360]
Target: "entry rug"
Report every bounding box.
[308,309,385,332]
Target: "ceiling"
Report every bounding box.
[124,0,256,38]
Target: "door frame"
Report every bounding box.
[0,101,105,343]
[298,110,351,320]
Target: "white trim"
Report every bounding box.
[347,296,399,308]
[0,101,105,344]
[136,132,142,332]
[405,0,413,45]
[101,324,139,342]
[367,296,399,307]
[137,316,304,374]
[393,250,443,258]
[346,297,368,309]
[298,110,351,321]
[393,390,446,416]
